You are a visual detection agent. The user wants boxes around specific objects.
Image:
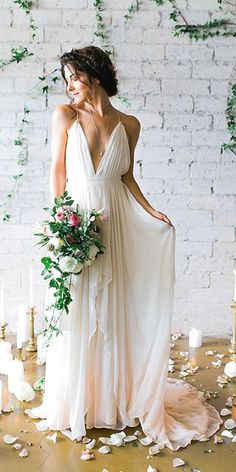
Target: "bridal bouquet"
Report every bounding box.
[34,191,108,348]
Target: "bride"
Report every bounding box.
[26,45,222,450]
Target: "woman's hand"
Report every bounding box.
[150,209,174,227]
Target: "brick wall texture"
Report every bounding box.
[0,0,235,336]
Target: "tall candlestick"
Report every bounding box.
[233,269,236,302]
[29,267,33,307]
[0,284,4,325]
[16,323,23,349]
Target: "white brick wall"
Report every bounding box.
[0,0,235,336]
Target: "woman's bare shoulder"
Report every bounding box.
[52,103,77,132]
[119,111,141,143]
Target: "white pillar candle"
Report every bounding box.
[189,328,202,348]
[0,284,4,325]
[233,269,236,302]
[16,323,23,349]
[29,267,33,307]
[0,379,2,411]
[0,353,14,375]
[17,303,30,343]
[0,340,12,356]
[7,359,25,394]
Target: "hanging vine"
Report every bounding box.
[0,0,236,222]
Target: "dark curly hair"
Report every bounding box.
[60,45,119,99]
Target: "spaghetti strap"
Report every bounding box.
[116,109,121,123]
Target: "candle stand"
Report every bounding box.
[0,322,8,341]
[26,306,37,352]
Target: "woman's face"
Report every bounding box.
[63,64,92,103]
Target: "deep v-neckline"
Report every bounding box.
[77,119,122,176]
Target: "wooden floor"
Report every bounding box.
[0,335,235,472]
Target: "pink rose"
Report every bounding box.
[69,213,81,227]
[55,211,65,221]
[98,208,109,222]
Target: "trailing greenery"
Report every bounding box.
[1,0,236,222]
[13,0,38,39]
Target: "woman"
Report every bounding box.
[26,45,222,450]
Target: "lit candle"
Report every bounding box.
[0,379,2,412]
[0,284,4,325]
[29,267,33,307]
[233,269,236,302]
[7,359,25,394]
[189,328,202,348]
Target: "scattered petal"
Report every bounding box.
[2,402,14,413]
[171,332,183,341]
[203,391,212,400]
[46,432,57,443]
[173,458,186,467]
[85,439,96,450]
[205,350,214,356]
[147,466,158,472]
[80,450,94,461]
[221,430,234,438]
[139,436,153,446]
[82,436,91,444]
[216,375,228,385]
[214,435,223,444]
[216,353,225,359]
[99,432,125,447]
[98,445,111,454]
[220,408,231,416]
[24,408,41,419]
[34,420,49,432]
[12,443,23,450]
[179,351,189,358]
[169,358,175,365]
[224,418,236,430]
[232,435,236,442]
[3,434,18,444]
[212,360,222,368]
[124,435,137,442]
[134,430,142,437]
[149,444,161,455]
[19,448,29,458]
[225,396,234,407]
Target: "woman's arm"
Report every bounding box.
[49,105,69,203]
[121,117,173,227]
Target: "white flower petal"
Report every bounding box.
[3,434,18,444]
[214,435,223,444]
[224,419,236,430]
[47,432,57,443]
[98,445,112,454]
[14,382,35,402]
[173,458,186,467]
[221,430,234,438]
[139,436,153,446]
[220,408,232,416]
[13,443,23,450]
[124,435,137,442]
[19,448,29,458]
[147,466,158,472]
[80,450,94,461]
[34,419,49,432]
[148,444,161,455]
[85,439,96,449]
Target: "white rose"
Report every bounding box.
[88,244,99,261]
[14,382,35,402]
[50,237,64,249]
[59,256,83,274]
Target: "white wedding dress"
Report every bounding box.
[25,111,222,450]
